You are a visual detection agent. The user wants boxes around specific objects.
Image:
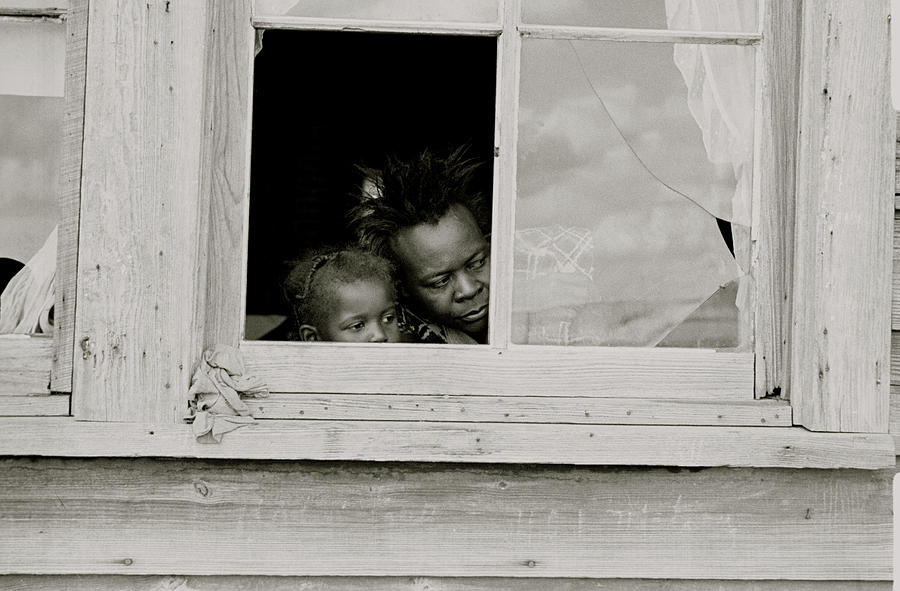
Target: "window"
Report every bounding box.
[233,0,766,413]
[0,0,891,468]
[0,0,86,416]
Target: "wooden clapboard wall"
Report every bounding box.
[891,113,900,445]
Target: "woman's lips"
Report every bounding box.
[459,305,488,323]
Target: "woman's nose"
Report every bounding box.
[454,271,482,301]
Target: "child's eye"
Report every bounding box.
[382,311,396,324]
[345,322,365,332]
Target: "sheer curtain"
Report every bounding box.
[664,0,756,343]
[665,0,756,230]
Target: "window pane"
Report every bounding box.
[254,0,498,23]
[0,19,64,335]
[523,0,758,33]
[245,31,496,343]
[513,39,754,347]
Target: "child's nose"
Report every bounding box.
[369,324,388,343]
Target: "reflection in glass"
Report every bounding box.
[523,0,758,32]
[0,20,64,335]
[513,39,754,347]
[254,0,498,23]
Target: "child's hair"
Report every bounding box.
[283,246,396,335]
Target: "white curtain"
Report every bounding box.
[664,0,756,229]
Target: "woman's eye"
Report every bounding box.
[430,276,450,289]
[469,256,486,270]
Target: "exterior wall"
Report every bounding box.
[0,458,893,584]
[1,3,898,590]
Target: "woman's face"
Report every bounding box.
[390,204,490,342]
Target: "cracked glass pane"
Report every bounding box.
[513,39,754,347]
[254,0,498,23]
[523,0,758,32]
[0,19,64,335]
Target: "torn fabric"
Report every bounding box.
[186,345,269,443]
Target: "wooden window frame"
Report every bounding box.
[0,0,893,469]
[0,0,88,417]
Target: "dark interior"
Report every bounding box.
[245,30,497,334]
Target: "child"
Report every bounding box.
[284,247,401,343]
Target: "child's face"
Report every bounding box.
[318,280,401,343]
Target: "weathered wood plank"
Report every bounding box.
[0,336,51,396]
[518,24,760,44]
[253,393,791,426]
[252,15,502,35]
[198,0,253,349]
[73,0,209,421]
[485,0,518,348]
[0,458,891,579]
[0,394,68,417]
[0,418,891,468]
[791,0,893,431]
[0,576,890,590]
[893,211,900,329]
[51,0,88,393]
[888,331,900,385]
[241,341,754,400]
[753,0,800,398]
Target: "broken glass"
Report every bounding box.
[512,39,754,348]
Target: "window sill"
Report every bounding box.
[0,417,892,469]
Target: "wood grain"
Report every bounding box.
[241,341,754,399]
[0,418,891,468]
[0,577,889,590]
[198,0,254,349]
[73,0,209,422]
[251,15,502,35]
[791,0,893,432]
[0,336,51,396]
[485,0,519,348]
[752,0,800,398]
[51,0,88,393]
[0,458,891,578]
[519,25,760,45]
[253,393,791,426]
[0,394,68,416]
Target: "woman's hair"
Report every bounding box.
[283,246,396,333]
[348,146,490,260]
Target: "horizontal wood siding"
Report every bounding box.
[0,458,892,580]
[0,576,890,590]
[0,418,891,469]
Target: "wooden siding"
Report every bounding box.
[889,114,900,443]
[0,577,890,590]
[0,458,892,580]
